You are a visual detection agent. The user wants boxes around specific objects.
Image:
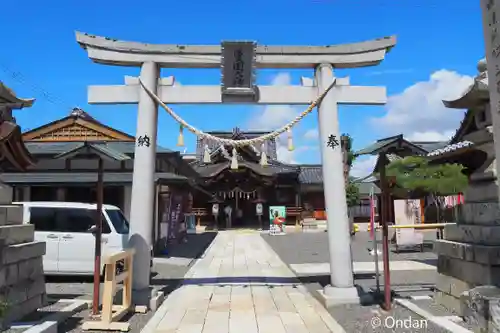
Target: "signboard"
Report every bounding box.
[167,194,183,243]
[159,192,172,240]
[221,41,257,102]
[481,0,500,201]
[212,203,219,216]
[269,206,286,232]
[256,203,263,215]
[394,199,423,248]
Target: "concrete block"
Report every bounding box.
[435,273,476,298]
[18,257,44,281]
[25,276,46,300]
[465,182,499,203]
[0,294,43,329]
[3,262,19,287]
[0,205,23,226]
[6,206,23,224]
[1,241,46,265]
[0,225,34,246]
[435,240,500,265]
[3,280,28,305]
[0,183,13,205]
[434,240,471,261]
[445,224,500,246]
[437,256,500,286]
[458,202,500,226]
[462,286,500,332]
[433,290,463,316]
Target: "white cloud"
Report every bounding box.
[406,130,455,142]
[248,72,308,163]
[371,69,474,141]
[303,129,319,140]
[247,73,300,130]
[350,155,378,178]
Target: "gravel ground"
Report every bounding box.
[261,230,438,264]
[328,303,447,333]
[262,231,464,333]
[409,298,476,331]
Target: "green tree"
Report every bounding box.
[384,156,468,222]
[346,179,361,207]
[341,134,361,207]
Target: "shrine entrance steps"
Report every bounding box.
[142,231,345,333]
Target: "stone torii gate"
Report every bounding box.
[76,32,396,304]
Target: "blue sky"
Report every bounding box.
[0,0,484,175]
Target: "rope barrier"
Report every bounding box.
[139,78,337,147]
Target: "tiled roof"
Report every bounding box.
[427,141,474,157]
[355,134,431,156]
[53,142,131,161]
[24,141,173,155]
[191,160,299,178]
[298,165,322,184]
[0,172,187,184]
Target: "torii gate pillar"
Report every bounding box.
[128,62,159,292]
[316,64,358,304]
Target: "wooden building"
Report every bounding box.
[186,128,376,227]
[355,134,450,222]
[1,108,197,223]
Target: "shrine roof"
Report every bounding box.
[0,172,187,185]
[442,59,488,110]
[427,141,474,157]
[298,165,322,184]
[355,134,445,156]
[191,159,299,178]
[24,141,173,156]
[53,141,131,162]
[0,81,35,108]
[22,107,136,142]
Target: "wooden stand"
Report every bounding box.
[82,249,147,332]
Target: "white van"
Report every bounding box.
[15,201,130,276]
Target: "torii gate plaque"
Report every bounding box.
[76,32,396,305]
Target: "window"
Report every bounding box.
[30,207,57,231]
[106,209,129,234]
[29,207,110,233]
[56,208,111,233]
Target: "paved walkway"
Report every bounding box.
[290,260,436,275]
[143,231,345,333]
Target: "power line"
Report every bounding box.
[0,59,76,111]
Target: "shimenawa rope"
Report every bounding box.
[138,78,337,147]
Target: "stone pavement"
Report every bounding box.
[143,231,346,333]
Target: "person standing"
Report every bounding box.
[224,204,233,229]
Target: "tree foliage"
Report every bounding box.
[385,156,468,196]
[346,180,361,207]
[341,133,361,207]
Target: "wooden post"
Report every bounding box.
[379,152,392,311]
[92,157,104,315]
